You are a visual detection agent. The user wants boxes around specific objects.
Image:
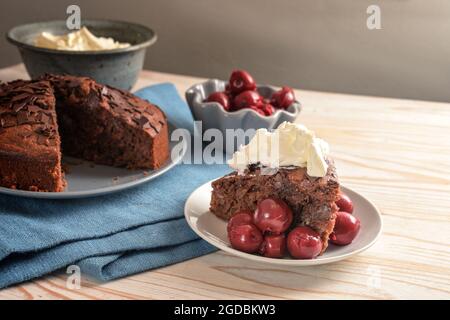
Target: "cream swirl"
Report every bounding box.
[35,26,130,51]
[228,122,330,177]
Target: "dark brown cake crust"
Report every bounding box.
[0,74,170,192]
[42,74,169,169]
[0,80,64,192]
[210,161,340,252]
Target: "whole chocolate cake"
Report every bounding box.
[43,74,169,169]
[0,80,65,192]
[0,75,169,192]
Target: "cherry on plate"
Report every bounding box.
[259,234,286,258]
[335,193,354,214]
[287,226,323,259]
[228,223,263,253]
[229,70,256,94]
[329,211,360,245]
[233,90,263,110]
[253,198,293,235]
[227,210,253,234]
[206,92,232,111]
[271,86,295,109]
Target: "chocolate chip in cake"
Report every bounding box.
[136,116,149,127]
[11,93,30,103]
[13,101,28,113]
[1,116,17,128]
[17,110,30,125]
[39,112,51,125]
[27,105,43,113]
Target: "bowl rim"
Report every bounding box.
[6,19,157,55]
[186,79,302,120]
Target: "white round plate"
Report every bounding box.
[0,124,185,199]
[185,181,382,265]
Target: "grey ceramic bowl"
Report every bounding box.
[186,79,301,150]
[7,20,157,90]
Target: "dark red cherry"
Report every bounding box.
[233,90,263,110]
[248,105,266,116]
[228,70,256,94]
[206,92,232,111]
[253,198,293,235]
[329,211,360,245]
[228,223,263,253]
[335,193,354,214]
[259,234,286,258]
[227,211,253,234]
[287,226,323,259]
[259,103,275,116]
[271,86,296,109]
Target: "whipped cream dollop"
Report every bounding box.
[35,26,130,51]
[228,122,330,177]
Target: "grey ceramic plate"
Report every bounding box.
[185,181,382,266]
[0,124,184,199]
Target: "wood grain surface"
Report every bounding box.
[0,64,449,300]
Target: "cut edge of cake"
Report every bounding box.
[0,80,65,192]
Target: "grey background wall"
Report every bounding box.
[0,0,449,102]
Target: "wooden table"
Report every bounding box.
[0,64,449,300]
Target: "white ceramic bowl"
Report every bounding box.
[185,79,302,150]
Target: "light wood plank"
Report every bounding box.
[0,64,449,300]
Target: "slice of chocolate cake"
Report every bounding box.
[210,122,340,253]
[0,80,64,192]
[210,162,340,252]
[43,74,169,169]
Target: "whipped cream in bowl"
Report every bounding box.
[228,122,330,177]
[35,27,131,51]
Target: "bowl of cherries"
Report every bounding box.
[227,193,361,260]
[185,70,301,141]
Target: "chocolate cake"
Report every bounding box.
[0,75,169,192]
[210,161,340,252]
[0,80,64,192]
[43,74,169,169]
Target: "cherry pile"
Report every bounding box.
[205,70,296,117]
[227,193,361,259]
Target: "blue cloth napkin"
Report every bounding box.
[0,83,231,289]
